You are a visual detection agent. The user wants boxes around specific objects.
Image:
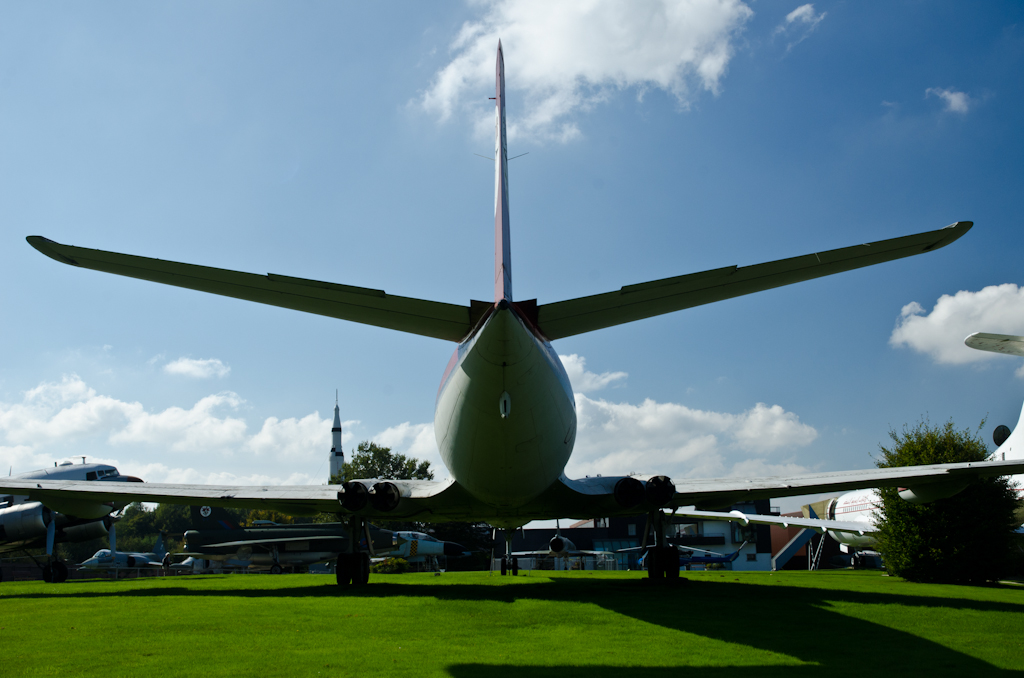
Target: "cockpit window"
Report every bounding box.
[86,471,97,481]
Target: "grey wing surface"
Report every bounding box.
[26,237,474,342]
[544,458,1023,519]
[965,332,1024,358]
[537,221,971,340]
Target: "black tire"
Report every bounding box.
[647,550,663,579]
[511,557,519,576]
[270,564,283,575]
[42,564,54,583]
[336,555,353,586]
[355,552,370,586]
[664,548,679,579]
[500,556,508,576]
[53,561,69,583]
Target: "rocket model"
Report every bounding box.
[329,394,344,482]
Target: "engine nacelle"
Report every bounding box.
[370,482,401,512]
[339,482,369,511]
[645,476,675,507]
[61,517,112,542]
[37,495,113,520]
[898,478,972,504]
[614,477,645,508]
[0,502,50,541]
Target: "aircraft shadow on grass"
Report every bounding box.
[6,577,1022,675]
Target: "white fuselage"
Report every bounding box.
[434,303,576,509]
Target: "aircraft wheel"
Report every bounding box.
[270,564,283,575]
[336,555,353,586]
[42,564,54,583]
[355,552,370,586]
[500,556,508,576]
[664,548,680,579]
[53,561,69,583]
[647,550,664,580]
[511,557,519,576]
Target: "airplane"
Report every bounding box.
[179,505,398,579]
[79,532,168,574]
[4,42,1023,586]
[0,461,142,582]
[823,333,1024,554]
[390,531,469,563]
[637,541,748,571]
[507,521,615,573]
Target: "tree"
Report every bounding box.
[874,417,1019,584]
[330,441,434,484]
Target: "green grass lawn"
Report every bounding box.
[2,569,1023,677]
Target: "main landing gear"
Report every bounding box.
[336,515,371,586]
[499,555,519,576]
[644,510,680,583]
[42,559,69,584]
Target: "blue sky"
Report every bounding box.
[1,2,1023,513]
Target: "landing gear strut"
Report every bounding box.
[336,516,371,586]
[645,510,680,582]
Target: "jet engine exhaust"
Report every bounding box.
[645,476,675,507]
[549,536,566,553]
[613,477,645,508]
[339,482,368,511]
[370,482,401,512]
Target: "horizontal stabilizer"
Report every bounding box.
[537,221,972,340]
[26,237,475,342]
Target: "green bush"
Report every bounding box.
[875,418,1019,584]
[370,557,409,574]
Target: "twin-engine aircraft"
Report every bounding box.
[0,461,141,582]
[4,43,1023,585]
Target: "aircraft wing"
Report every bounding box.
[2,458,1020,524]
[965,332,1024,358]
[672,509,875,535]
[26,237,476,342]
[536,221,971,340]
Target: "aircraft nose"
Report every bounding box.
[443,541,467,556]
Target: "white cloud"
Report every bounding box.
[163,357,230,379]
[559,354,627,393]
[420,0,753,141]
[372,421,445,480]
[567,394,816,479]
[1,363,818,493]
[890,284,1024,375]
[773,3,826,51]
[926,87,970,114]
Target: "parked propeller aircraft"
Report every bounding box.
[4,43,1023,586]
[180,505,397,579]
[0,461,141,582]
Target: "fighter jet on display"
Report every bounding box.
[79,532,168,573]
[180,505,397,579]
[0,461,141,582]
[391,531,468,562]
[5,43,1023,586]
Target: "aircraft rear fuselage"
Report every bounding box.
[435,301,576,508]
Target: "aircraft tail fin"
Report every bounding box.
[153,532,167,559]
[190,505,242,530]
[494,40,512,303]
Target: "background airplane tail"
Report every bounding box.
[190,505,242,530]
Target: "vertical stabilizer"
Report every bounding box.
[494,41,512,303]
